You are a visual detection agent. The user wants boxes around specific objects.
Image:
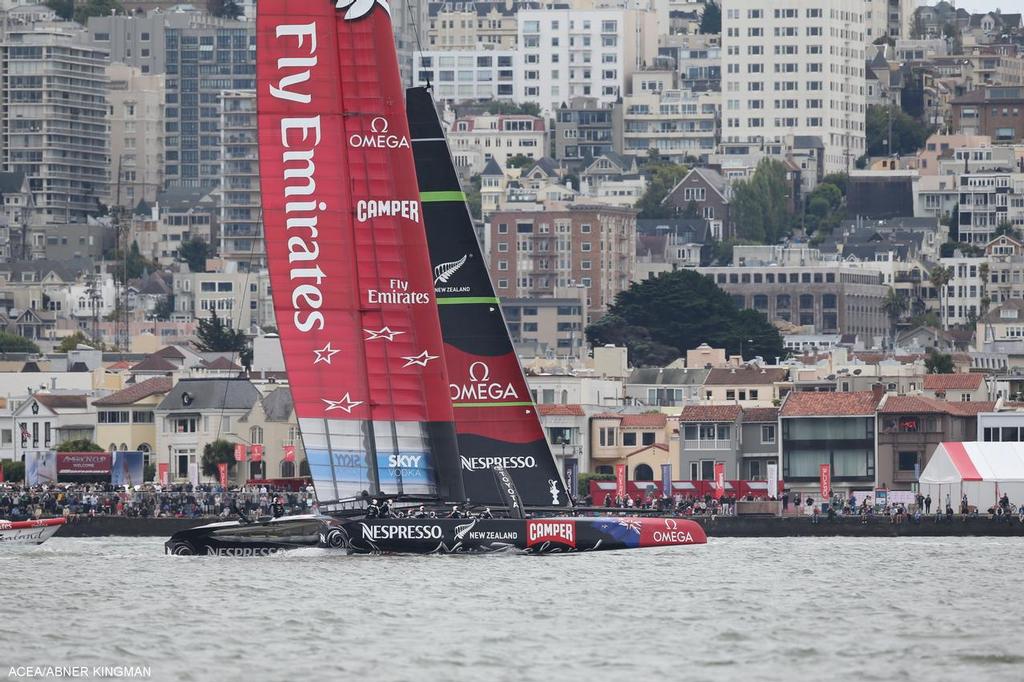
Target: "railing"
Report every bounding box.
[682,438,732,450]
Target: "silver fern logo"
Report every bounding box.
[336,0,391,21]
[433,255,468,285]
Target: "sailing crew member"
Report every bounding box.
[366,499,380,518]
[413,505,428,519]
[479,508,493,519]
[271,496,286,519]
[378,498,392,518]
[448,505,463,519]
[232,501,251,524]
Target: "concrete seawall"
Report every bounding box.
[51,514,1024,538]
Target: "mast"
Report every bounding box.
[406,87,572,509]
[257,0,464,508]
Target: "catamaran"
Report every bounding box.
[1,518,65,545]
[164,0,705,556]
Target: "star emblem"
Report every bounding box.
[401,350,438,368]
[364,326,404,341]
[313,342,340,365]
[321,394,363,413]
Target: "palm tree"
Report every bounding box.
[881,287,908,350]
[929,265,954,329]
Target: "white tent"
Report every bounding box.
[919,442,1024,510]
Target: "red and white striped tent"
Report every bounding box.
[920,442,1024,510]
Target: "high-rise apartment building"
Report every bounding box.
[0,17,109,224]
[219,89,263,271]
[108,63,165,207]
[721,0,866,174]
[515,6,658,115]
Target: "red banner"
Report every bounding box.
[283,445,296,463]
[0,463,4,483]
[615,463,627,499]
[218,462,229,488]
[713,463,726,499]
[157,463,169,486]
[234,443,247,462]
[250,444,264,462]
[819,464,831,499]
[56,452,112,475]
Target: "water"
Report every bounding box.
[3,537,1023,682]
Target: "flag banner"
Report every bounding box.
[820,463,831,499]
[563,458,578,499]
[283,445,296,463]
[661,464,672,497]
[234,443,247,462]
[251,445,264,462]
[767,462,779,499]
[188,462,199,487]
[713,463,726,499]
[218,462,229,488]
[615,463,627,499]
[157,463,169,486]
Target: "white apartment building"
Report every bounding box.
[107,63,164,208]
[957,171,1024,244]
[615,69,719,163]
[721,0,866,174]
[448,114,548,177]
[938,255,986,327]
[863,0,915,42]
[515,7,658,115]
[219,90,264,271]
[413,49,515,102]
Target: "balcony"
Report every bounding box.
[683,438,732,450]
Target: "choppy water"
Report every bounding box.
[2,537,1024,681]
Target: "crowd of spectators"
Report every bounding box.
[0,483,317,521]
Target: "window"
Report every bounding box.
[633,464,654,481]
[598,426,617,447]
[641,432,655,446]
[898,451,918,472]
[761,424,776,444]
[622,432,637,446]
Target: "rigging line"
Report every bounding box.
[408,0,428,88]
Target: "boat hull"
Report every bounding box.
[165,515,706,556]
[0,518,65,545]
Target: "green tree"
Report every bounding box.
[866,105,934,157]
[881,287,908,349]
[2,460,25,483]
[207,0,242,19]
[484,101,541,116]
[153,295,175,321]
[109,241,156,284]
[56,439,104,452]
[924,348,954,374]
[929,265,954,329]
[178,237,212,273]
[730,158,793,243]
[699,0,721,34]
[578,472,614,498]
[995,221,1021,240]
[635,160,689,219]
[465,174,482,220]
[201,439,236,478]
[505,154,536,169]
[44,0,73,20]
[0,333,40,354]
[820,172,848,196]
[195,309,248,353]
[585,269,785,366]
[57,332,103,353]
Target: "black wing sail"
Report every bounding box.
[407,87,571,508]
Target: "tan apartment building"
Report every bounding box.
[488,205,637,318]
[590,412,671,479]
[92,376,172,464]
[701,367,790,407]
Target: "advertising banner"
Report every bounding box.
[111,451,145,486]
[767,462,779,499]
[57,452,112,475]
[250,444,264,462]
[26,451,57,485]
[819,463,831,499]
[188,462,199,487]
[563,458,578,499]
[615,463,627,499]
[661,464,672,498]
[157,463,169,486]
[283,445,296,463]
[713,463,725,499]
[234,443,247,462]
[218,462,229,488]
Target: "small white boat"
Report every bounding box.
[0,518,65,545]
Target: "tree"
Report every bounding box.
[505,154,536,169]
[178,238,212,273]
[865,105,934,157]
[109,241,156,284]
[1,460,25,483]
[153,295,175,321]
[821,173,848,196]
[195,309,248,353]
[56,439,104,452]
[635,160,689,219]
[57,332,102,353]
[924,348,954,374]
[484,101,541,116]
[0,333,40,354]
[52,0,124,23]
[207,0,242,19]
[201,439,236,478]
[929,265,954,329]
[881,287,908,349]
[995,221,1021,240]
[730,158,793,243]
[44,0,73,20]
[465,174,482,220]
[585,269,785,366]
[699,0,721,34]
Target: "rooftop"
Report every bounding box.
[93,377,173,406]
[679,404,742,422]
[922,373,985,391]
[781,391,879,417]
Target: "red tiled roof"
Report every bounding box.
[624,443,669,457]
[781,391,879,417]
[593,412,624,420]
[154,345,186,359]
[679,404,742,422]
[705,367,788,385]
[621,413,667,428]
[743,407,779,422]
[923,373,984,391]
[93,377,173,406]
[105,360,134,370]
[538,404,585,416]
[880,395,996,417]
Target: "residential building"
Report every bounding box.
[951,86,1024,143]
[537,404,588,479]
[877,395,990,490]
[676,404,742,481]
[173,270,268,331]
[426,0,520,50]
[658,33,721,92]
[740,407,780,481]
[502,296,588,357]
[590,412,671,480]
[701,367,789,407]
[448,113,547,177]
[92,376,172,464]
[660,167,731,239]
[635,218,710,280]
[779,389,881,495]
[219,89,263,270]
[237,386,304,479]
[552,98,616,169]
[0,17,110,224]
[413,49,515,102]
[921,372,990,402]
[614,68,719,164]
[488,205,637,317]
[86,12,170,75]
[13,392,98,465]
[624,367,710,409]
[956,170,1024,244]
[107,63,164,207]
[515,6,659,115]
[720,0,866,173]
[0,171,32,261]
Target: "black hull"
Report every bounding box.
[164,516,707,556]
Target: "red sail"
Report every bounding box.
[257,0,461,504]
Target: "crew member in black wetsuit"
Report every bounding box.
[413,505,428,518]
[366,499,380,518]
[448,505,463,519]
[378,498,392,518]
[478,507,493,519]
[232,501,251,524]
[271,496,286,519]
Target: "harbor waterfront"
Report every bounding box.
[3,536,1022,682]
